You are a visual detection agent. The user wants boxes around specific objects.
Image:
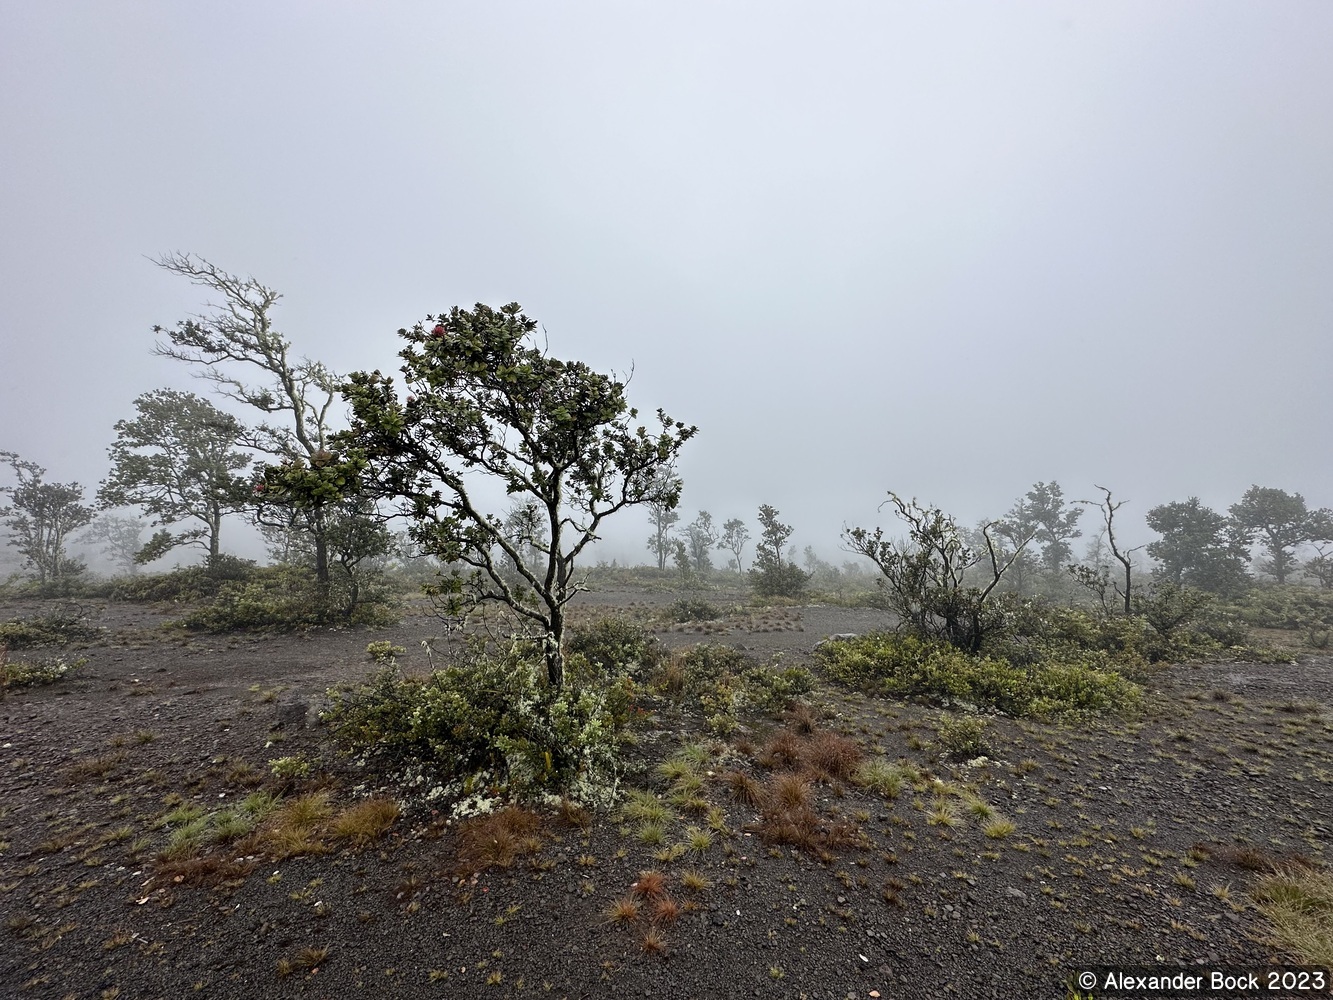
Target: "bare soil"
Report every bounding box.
[2,591,1331,999]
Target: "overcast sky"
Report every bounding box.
[2,2,1331,566]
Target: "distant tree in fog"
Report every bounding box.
[644,470,682,571]
[718,517,749,575]
[998,482,1082,590]
[1076,486,1143,615]
[680,510,718,574]
[98,389,251,567]
[1229,486,1330,585]
[152,253,342,591]
[0,451,95,588]
[749,504,809,597]
[1145,497,1250,595]
[84,515,148,576]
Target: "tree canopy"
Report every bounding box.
[342,302,696,687]
[98,389,251,566]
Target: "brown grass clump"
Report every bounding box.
[805,731,863,782]
[721,770,762,807]
[455,806,545,874]
[749,770,865,854]
[785,702,819,735]
[650,895,681,926]
[606,896,640,924]
[771,772,813,811]
[1251,864,1333,969]
[64,753,127,783]
[655,657,687,700]
[759,729,804,771]
[556,798,591,829]
[249,791,333,860]
[153,854,257,889]
[1192,842,1309,874]
[639,925,668,955]
[331,797,400,846]
[680,868,711,893]
[632,870,668,898]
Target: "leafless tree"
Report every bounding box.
[151,253,341,588]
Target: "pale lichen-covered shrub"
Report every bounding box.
[323,644,624,806]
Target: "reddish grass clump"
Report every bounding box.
[721,770,762,807]
[759,729,804,771]
[650,895,682,926]
[455,806,545,874]
[805,731,863,782]
[771,772,813,811]
[785,702,819,735]
[632,870,668,898]
[606,896,640,924]
[1192,842,1310,874]
[640,925,668,955]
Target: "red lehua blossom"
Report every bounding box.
[431,324,447,338]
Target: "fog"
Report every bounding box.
[3,2,1331,570]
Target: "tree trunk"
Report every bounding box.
[545,604,565,689]
[208,506,221,567]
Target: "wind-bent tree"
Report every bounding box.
[718,517,750,575]
[98,389,251,566]
[0,452,95,587]
[1229,485,1327,585]
[151,253,341,588]
[342,302,696,688]
[643,470,682,570]
[1303,510,1333,588]
[844,493,1033,653]
[1145,497,1250,594]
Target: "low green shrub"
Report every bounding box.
[1,651,87,694]
[323,643,627,806]
[566,617,666,679]
[110,555,258,603]
[815,632,1140,720]
[666,598,724,623]
[1226,585,1333,631]
[986,593,1257,670]
[0,611,100,648]
[668,643,815,733]
[180,565,398,632]
[934,714,989,759]
[365,641,406,664]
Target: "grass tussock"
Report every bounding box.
[1251,864,1333,969]
[750,771,861,853]
[454,806,545,874]
[330,797,400,846]
[721,770,762,807]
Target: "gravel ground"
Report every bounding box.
[1,592,1330,999]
